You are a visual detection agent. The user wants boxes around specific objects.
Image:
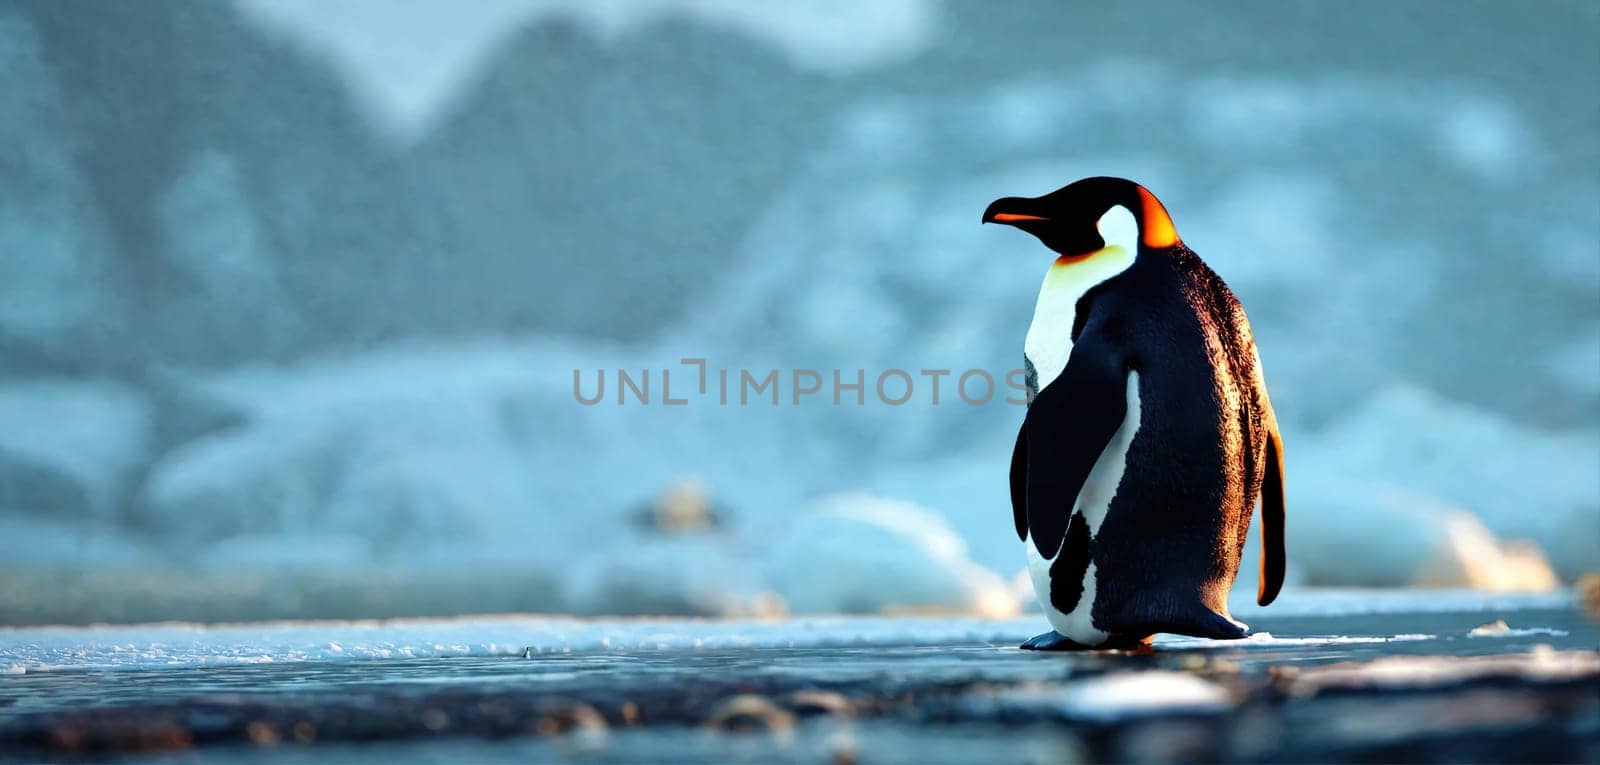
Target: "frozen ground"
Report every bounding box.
[1,591,1595,763]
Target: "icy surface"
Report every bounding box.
[0,615,1033,673]
[3,604,1597,764]
[0,590,1576,674]
[2,593,1595,763]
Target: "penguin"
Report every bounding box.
[982,177,1286,650]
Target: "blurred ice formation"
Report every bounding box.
[0,1,1595,623]
[766,493,1019,617]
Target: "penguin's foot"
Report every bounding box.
[1019,631,1091,651]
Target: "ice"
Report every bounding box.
[1467,620,1570,638]
[1228,588,1573,619]
[1238,473,1559,591]
[136,340,568,562]
[0,616,1030,673]
[1287,385,1597,578]
[2,589,1577,674]
[988,672,1231,721]
[564,534,775,618]
[1283,649,1600,693]
[766,493,1019,617]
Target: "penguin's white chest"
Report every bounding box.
[1018,205,1143,645]
[1021,206,1139,393]
[1023,264,1083,393]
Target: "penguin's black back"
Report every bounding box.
[1072,244,1271,636]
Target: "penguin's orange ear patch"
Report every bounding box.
[1137,186,1179,248]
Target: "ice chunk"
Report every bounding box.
[985,671,1231,722]
[1467,620,1568,638]
[1235,471,1559,591]
[1288,385,1597,579]
[564,534,779,618]
[766,492,1019,617]
[1284,649,1600,694]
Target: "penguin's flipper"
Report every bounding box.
[1256,410,1287,606]
[1010,424,1028,542]
[1024,335,1128,559]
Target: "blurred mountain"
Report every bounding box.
[410,18,837,338]
[2,0,414,371]
[0,5,122,374]
[0,5,849,370]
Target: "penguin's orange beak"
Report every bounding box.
[982,196,1049,225]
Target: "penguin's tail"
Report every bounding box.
[1256,416,1287,607]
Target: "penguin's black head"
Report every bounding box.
[982,176,1179,258]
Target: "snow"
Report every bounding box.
[1228,588,1573,619]
[1467,620,1570,639]
[766,493,1019,617]
[564,534,776,618]
[1280,385,1596,581]
[1240,471,1561,592]
[136,339,578,562]
[1473,628,1571,638]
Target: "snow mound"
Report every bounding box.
[1288,385,1595,580]
[1467,620,1569,639]
[767,493,1019,617]
[1256,475,1559,591]
[564,534,779,618]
